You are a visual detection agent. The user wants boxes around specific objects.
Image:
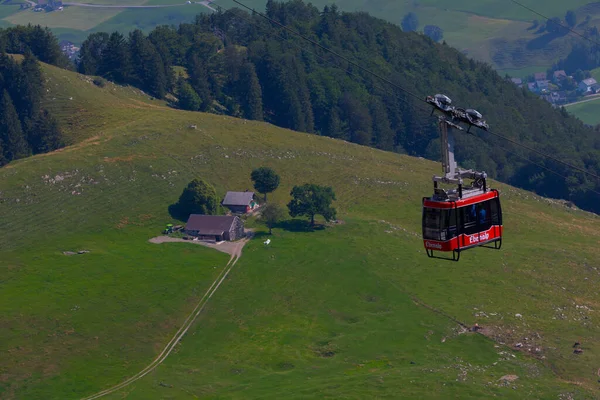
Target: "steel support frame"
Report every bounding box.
[432,117,487,199]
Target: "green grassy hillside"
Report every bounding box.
[1,64,600,399]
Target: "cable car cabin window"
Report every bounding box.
[423,207,458,241]
[460,200,496,235]
[490,197,502,225]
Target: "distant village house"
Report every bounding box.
[533,72,547,81]
[552,70,567,83]
[59,40,80,60]
[222,191,258,214]
[184,215,245,242]
[35,0,63,11]
[578,78,598,94]
[536,80,549,92]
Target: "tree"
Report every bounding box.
[27,110,63,153]
[261,202,286,234]
[78,32,110,75]
[565,10,577,28]
[129,29,167,99]
[401,12,418,32]
[238,62,264,120]
[101,32,132,83]
[251,167,280,201]
[370,98,394,150]
[0,89,29,161]
[177,77,201,111]
[175,178,219,217]
[423,25,444,42]
[287,184,336,226]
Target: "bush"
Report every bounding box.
[93,77,107,88]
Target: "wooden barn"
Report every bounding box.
[222,191,258,214]
[184,215,245,242]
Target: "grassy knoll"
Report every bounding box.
[39,62,169,143]
[1,64,600,399]
[565,97,600,125]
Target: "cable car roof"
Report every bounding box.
[423,190,499,209]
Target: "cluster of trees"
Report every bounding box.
[529,10,580,35]
[552,41,600,76]
[0,52,63,166]
[175,166,337,233]
[0,25,71,68]
[78,30,173,99]
[400,12,443,42]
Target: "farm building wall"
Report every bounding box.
[184,230,222,241]
[225,205,249,214]
[226,217,245,241]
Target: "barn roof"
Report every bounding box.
[185,215,237,235]
[222,191,255,206]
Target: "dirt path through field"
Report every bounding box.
[81,236,252,400]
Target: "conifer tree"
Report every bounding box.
[187,54,212,111]
[177,77,201,111]
[78,32,110,75]
[14,51,43,121]
[0,90,29,161]
[129,29,167,99]
[324,107,342,138]
[28,110,63,153]
[101,32,132,84]
[238,62,263,121]
[370,98,394,150]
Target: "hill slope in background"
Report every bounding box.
[77,2,600,213]
[1,63,599,399]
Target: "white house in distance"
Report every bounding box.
[578,78,598,94]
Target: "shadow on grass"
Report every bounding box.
[526,31,566,50]
[168,203,188,222]
[276,219,325,233]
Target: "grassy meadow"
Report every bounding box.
[565,97,600,125]
[1,64,600,399]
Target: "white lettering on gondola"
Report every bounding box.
[425,241,443,249]
[468,232,490,244]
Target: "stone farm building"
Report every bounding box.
[222,191,258,214]
[185,215,245,242]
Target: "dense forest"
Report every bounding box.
[0,25,69,166]
[0,51,64,167]
[5,2,600,213]
[0,25,71,69]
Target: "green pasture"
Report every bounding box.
[565,97,600,125]
[1,63,599,399]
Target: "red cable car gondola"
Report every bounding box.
[422,94,503,261]
[422,189,503,261]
